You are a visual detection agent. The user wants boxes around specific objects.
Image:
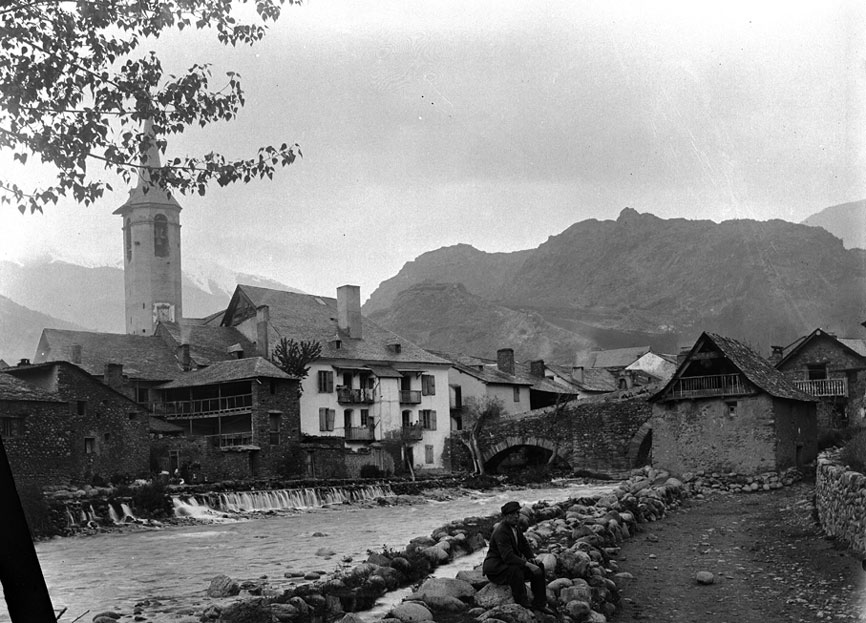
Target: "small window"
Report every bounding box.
[1,418,19,438]
[513,386,520,402]
[425,444,434,464]
[360,409,370,427]
[103,432,111,442]
[402,410,412,427]
[318,370,334,393]
[807,364,827,381]
[84,437,95,454]
[319,408,335,432]
[270,379,277,395]
[420,409,437,431]
[135,387,149,404]
[76,401,87,416]
[421,374,436,396]
[344,409,353,430]
[725,401,738,416]
[269,412,281,445]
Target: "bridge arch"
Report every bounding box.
[480,435,571,473]
[626,421,653,468]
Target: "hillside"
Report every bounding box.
[366,282,594,363]
[0,295,85,364]
[365,208,866,361]
[801,199,866,250]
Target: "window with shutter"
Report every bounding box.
[425,445,434,464]
[318,370,334,393]
[430,410,437,431]
[327,409,336,431]
[319,407,328,431]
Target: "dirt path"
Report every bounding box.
[610,479,864,622]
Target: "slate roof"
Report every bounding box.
[149,416,185,434]
[159,321,256,366]
[158,356,296,389]
[226,285,449,366]
[655,332,815,402]
[432,350,581,395]
[776,328,866,368]
[36,329,184,381]
[575,367,618,392]
[577,346,652,369]
[0,372,64,402]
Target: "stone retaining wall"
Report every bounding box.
[816,452,866,558]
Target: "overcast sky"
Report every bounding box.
[2,0,864,301]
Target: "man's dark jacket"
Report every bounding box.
[482,520,534,580]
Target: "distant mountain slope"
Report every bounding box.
[801,199,866,250]
[366,282,593,364]
[365,208,866,360]
[0,295,85,364]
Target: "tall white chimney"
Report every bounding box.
[337,285,362,339]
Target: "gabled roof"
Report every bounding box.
[158,321,256,366]
[776,328,866,367]
[223,285,449,366]
[0,372,64,403]
[575,367,618,392]
[430,351,533,386]
[36,329,183,381]
[576,346,652,370]
[157,356,296,389]
[655,332,815,402]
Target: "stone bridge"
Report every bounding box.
[455,399,653,479]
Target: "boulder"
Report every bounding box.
[559,582,591,604]
[546,578,573,596]
[420,545,450,564]
[417,595,468,612]
[287,596,309,616]
[477,603,535,623]
[315,547,336,557]
[455,568,488,588]
[271,603,299,622]
[389,602,433,622]
[93,617,120,623]
[537,553,558,578]
[564,600,592,620]
[695,571,715,585]
[217,600,271,623]
[206,575,240,598]
[92,613,121,621]
[337,614,366,623]
[474,583,514,609]
[412,577,475,601]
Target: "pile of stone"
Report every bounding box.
[197,468,688,623]
[679,467,805,494]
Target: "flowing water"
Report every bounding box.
[0,482,615,622]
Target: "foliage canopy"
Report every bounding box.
[0,0,301,214]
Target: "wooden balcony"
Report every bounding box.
[337,387,375,405]
[153,393,253,419]
[207,431,254,448]
[794,378,848,397]
[668,373,749,399]
[401,423,424,440]
[345,426,375,441]
[399,390,422,404]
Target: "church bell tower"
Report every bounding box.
[113,121,183,335]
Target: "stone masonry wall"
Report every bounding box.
[1,399,76,486]
[816,452,866,558]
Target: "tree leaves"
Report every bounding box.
[0,0,302,214]
[271,337,322,381]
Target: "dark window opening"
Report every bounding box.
[84,437,95,454]
[76,401,87,416]
[154,214,169,257]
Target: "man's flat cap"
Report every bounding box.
[501,501,521,515]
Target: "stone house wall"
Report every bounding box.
[777,335,866,428]
[1,399,75,486]
[816,453,866,558]
[3,363,150,485]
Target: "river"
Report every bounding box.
[0,482,615,622]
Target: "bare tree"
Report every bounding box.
[271,338,321,392]
[458,396,505,476]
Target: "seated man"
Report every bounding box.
[482,501,552,613]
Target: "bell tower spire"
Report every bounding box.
[113,120,183,335]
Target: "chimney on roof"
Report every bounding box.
[337,285,362,339]
[770,345,785,364]
[71,344,82,364]
[572,365,584,384]
[104,362,124,389]
[256,305,270,358]
[530,360,546,378]
[18,358,30,367]
[497,348,514,375]
[178,344,191,372]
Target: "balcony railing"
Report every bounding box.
[399,390,422,404]
[668,373,749,399]
[207,431,254,448]
[337,387,376,405]
[794,378,848,397]
[152,393,253,419]
[345,426,375,441]
[401,423,424,440]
